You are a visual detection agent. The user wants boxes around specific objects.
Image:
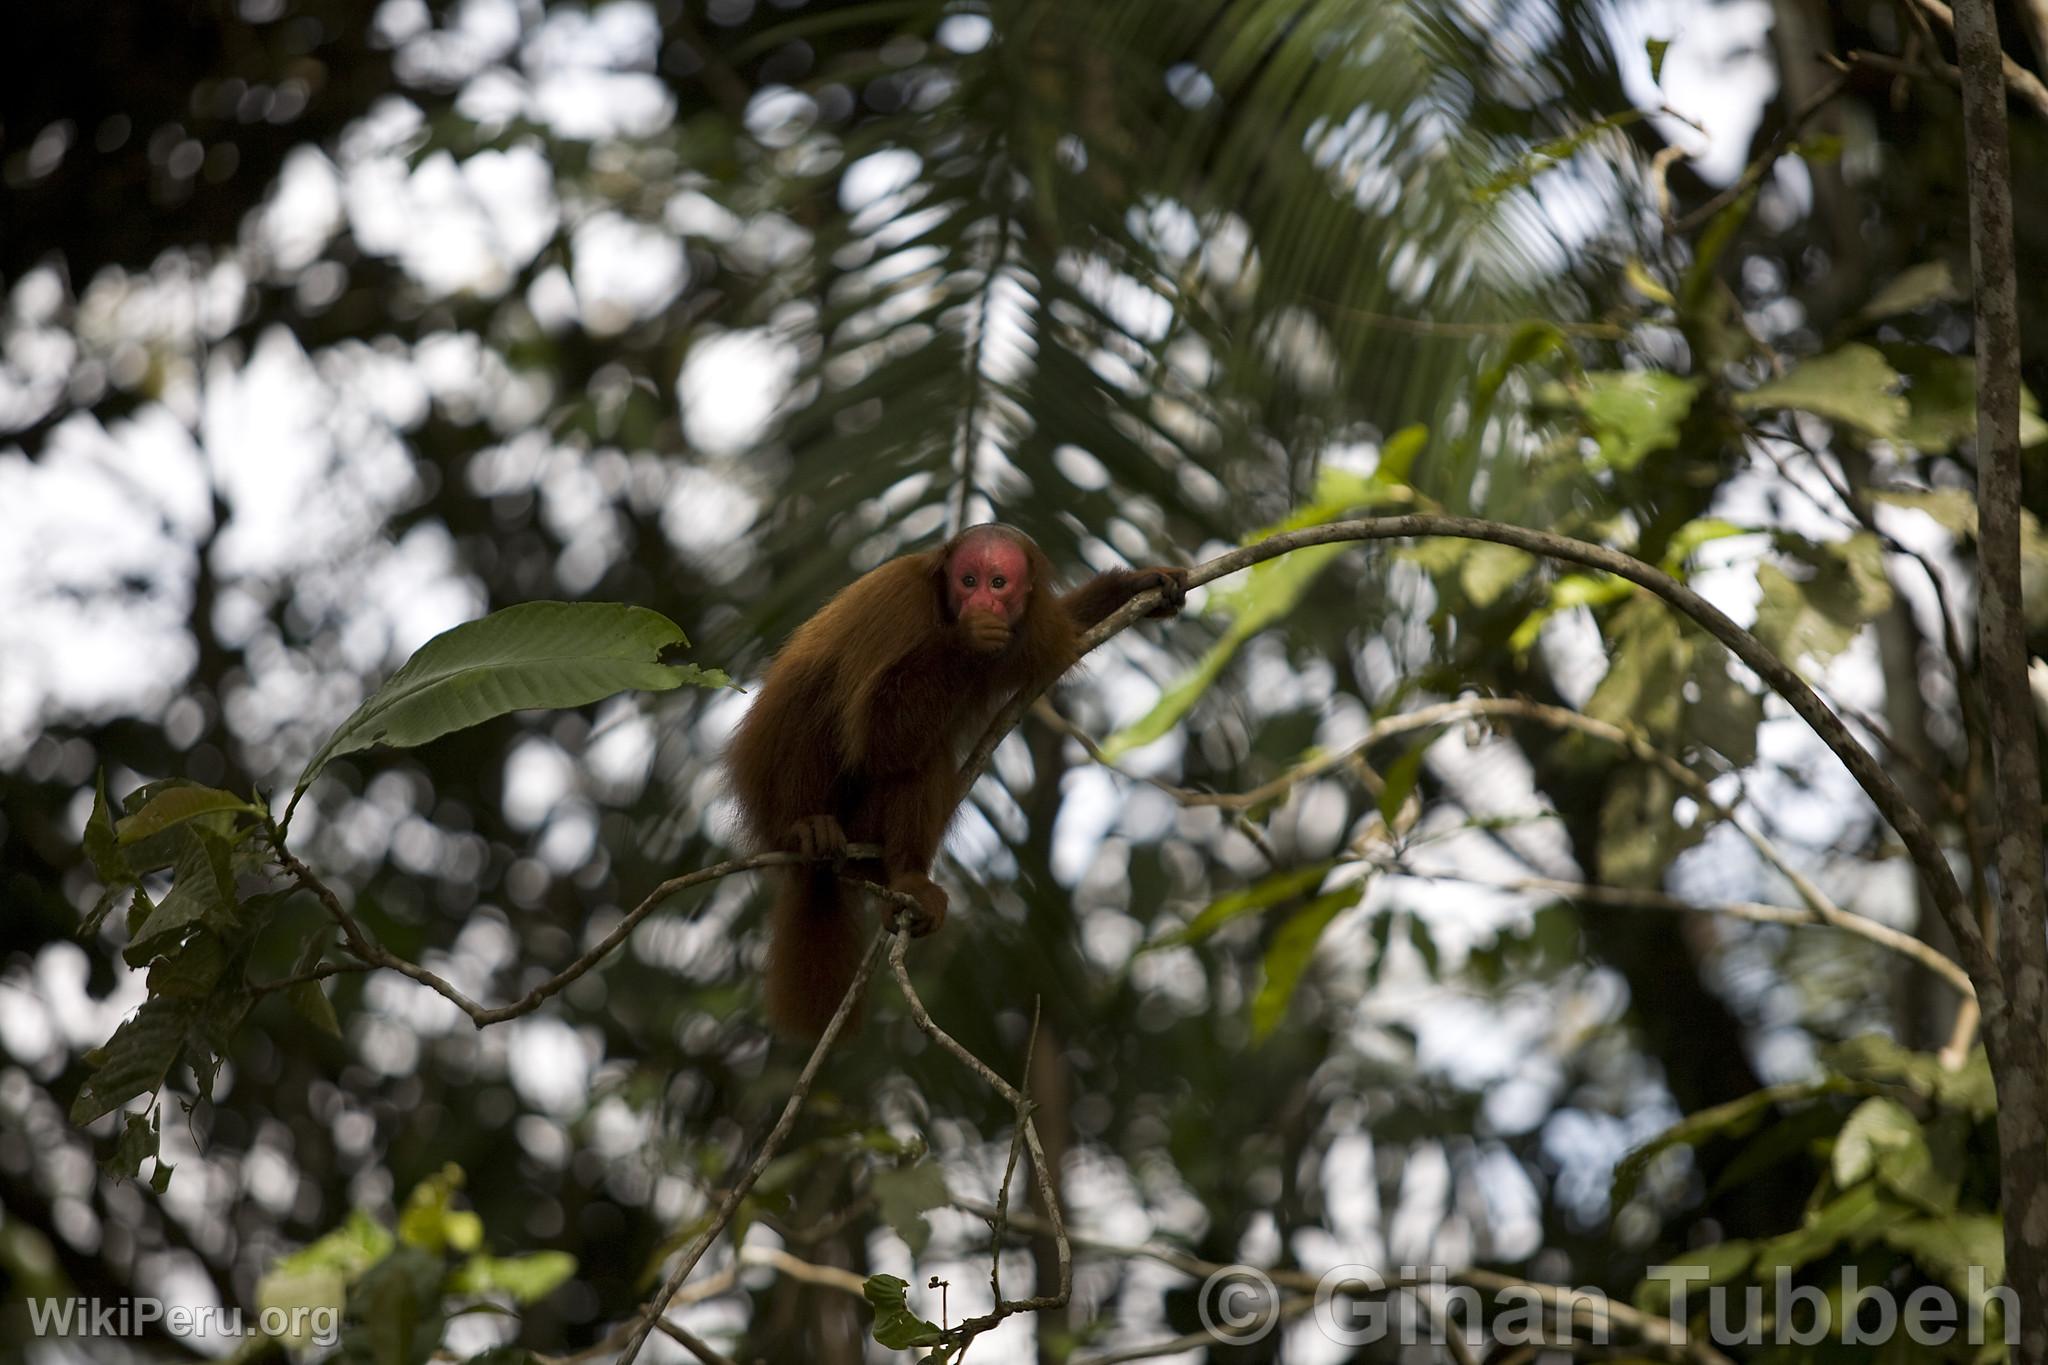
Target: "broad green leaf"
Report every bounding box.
[1887,344,2048,453]
[1872,487,1978,536]
[1586,599,1685,735]
[1612,1078,1848,1208]
[872,1161,951,1257]
[108,1108,159,1181]
[1883,1214,2006,1300]
[1597,766,1696,888]
[1152,860,1342,949]
[863,1274,944,1349]
[1755,1180,1895,1273]
[258,1263,347,1350]
[116,785,258,845]
[70,997,195,1124]
[1371,424,1429,487]
[1575,370,1699,470]
[1685,648,1762,771]
[1858,262,1963,321]
[1752,534,1894,666]
[398,1165,483,1253]
[1633,1240,1753,1314]
[147,931,229,998]
[1405,914,1439,979]
[450,1252,577,1303]
[1459,541,1534,607]
[124,831,237,965]
[1823,1036,1995,1119]
[345,1244,446,1365]
[267,1207,396,1282]
[1250,881,1368,1040]
[1832,1096,1921,1186]
[1663,517,1748,567]
[291,979,343,1039]
[294,602,725,799]
[1734,343,1907,441]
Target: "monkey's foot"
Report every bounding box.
[883,873,948,937]
[1137,567,1189,618]
[787,814,848,861]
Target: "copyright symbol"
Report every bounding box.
[1198,1264,1279,1343]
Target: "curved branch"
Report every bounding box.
[963,515,1991,987]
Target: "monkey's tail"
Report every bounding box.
[764,866,867,1038]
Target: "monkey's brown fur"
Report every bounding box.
[726,525,1184,1035]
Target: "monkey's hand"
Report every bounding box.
[883,872,948,936]
[785,814,848,861]
[959,609,1012,655]
[1132,566,1189,619]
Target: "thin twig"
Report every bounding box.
[963,515,1989,986]
[1907,0,2048,118]
[614,929,896,1365]
[268,823,915,1027]
[1672,74,1851,234]
[1394,867,1973,998]
[1046,694,1970,993]
[889,934,1072,1343]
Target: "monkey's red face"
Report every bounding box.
[945,535,1031,625]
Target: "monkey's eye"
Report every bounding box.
[991,575,1007,589]
[961,574,976,588]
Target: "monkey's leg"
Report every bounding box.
[870,771,958,935]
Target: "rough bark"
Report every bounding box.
[1952,0,2048,1355]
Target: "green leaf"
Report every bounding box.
[1575,370,1699,470]
[267,1208,396,1282]
[1857,262,1963,322]
[1377,747,1425,828]
[291,979,343,1039]
[147,931,230,998]
[1405,914,1439,978]
[1823,1035,1995,1119]
[1663,517,1749,567]
[108,1108,158,1181]
[450,1252,577,1304]
[124,831,238,966]
[872,1161,951,1257]
[1832,1096,1920,1186]
[1250,881,1368,1040]
[1734,343,1908,441]
[397,1165,482,1253]
[1871,487,1979,537]
[1613,1079,1848,1208]
[1152,860,1342,949]
[1755,1181,1896,1274]
[81,770,134,936]
[115,785,258,845]
[1103,462,1406,758]
[1752,533,1894,667]
[1883,1214,2005,1300]
[1633,1240,1753,1314]
[344,1244,446,1365]
[1478,109,1646,201]
[1885,345,2048,453]
[1597,766,1697,888]
[1459,541,1534,607]
[294,603,722,800]
[1371,424,1429,487]
[1645,37,1671,83]
[70,998,195,1124]
[863,1273,945,1349]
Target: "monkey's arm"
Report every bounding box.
[1059,566,1188,631]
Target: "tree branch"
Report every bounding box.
[966,517,1990,987]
